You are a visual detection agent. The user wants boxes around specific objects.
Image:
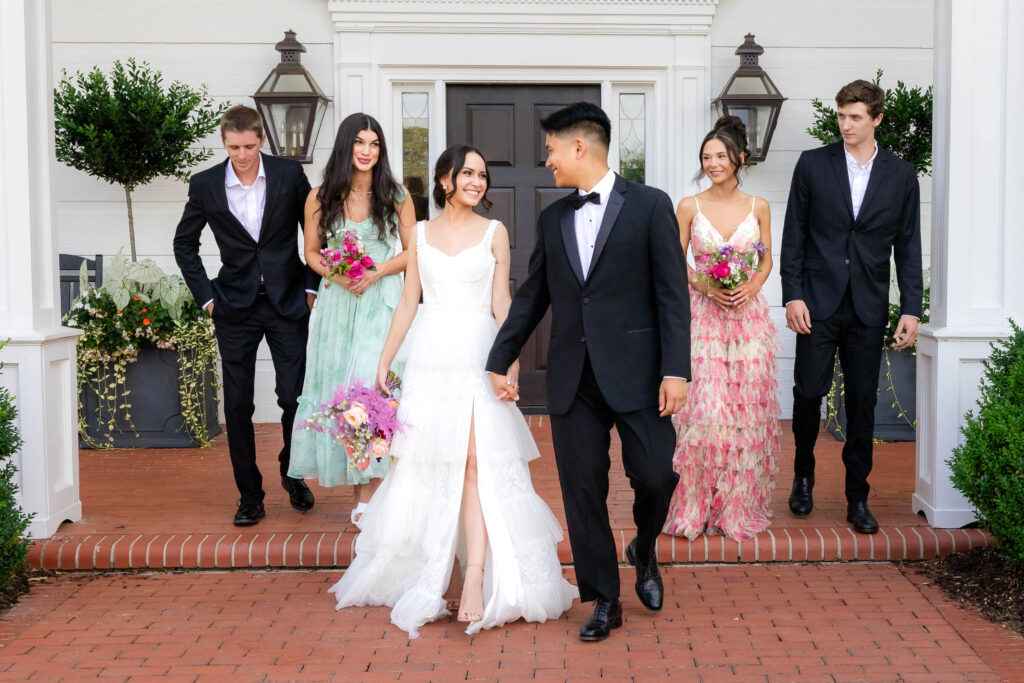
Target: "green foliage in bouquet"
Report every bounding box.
[0,341,34,593]
[53,59,228,261]
[807,69,933,176]
[64,252,219,448]
[949,321,1024,565]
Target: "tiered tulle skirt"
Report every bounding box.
[328,306,578,637]
[662,290,781,542]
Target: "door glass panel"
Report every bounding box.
[402,92,430,220]
[618,93,645,184]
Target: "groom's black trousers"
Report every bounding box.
[549,355,678,604]
[792,286,884,503]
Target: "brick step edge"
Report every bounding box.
[28,527,992,571]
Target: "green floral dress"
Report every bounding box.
[289,193,405,486]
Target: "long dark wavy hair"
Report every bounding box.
[316,113,401,243]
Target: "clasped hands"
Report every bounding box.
[332,268,382,297]
[704,281,760,312]
[488,361,521,402]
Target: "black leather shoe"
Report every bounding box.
[233,500,265,526]
[579,598,622,642]
[847,501,879,534]
[788,476,814,517]
[281,476,315,512]
[625,537,664,612]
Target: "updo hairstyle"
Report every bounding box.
[431,143,493,212]
[694,115,752,186]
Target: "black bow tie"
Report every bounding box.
[569,191,601,210]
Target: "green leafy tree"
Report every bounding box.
[806,68,933,176]
[949,321,1024,565]
[54,59,229,261]
[0,341,34,593]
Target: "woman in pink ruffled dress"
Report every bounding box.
[663,116,781,542]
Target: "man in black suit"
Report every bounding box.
[781,80,922,534]
[486,102,690,641]
[174,105,317,526]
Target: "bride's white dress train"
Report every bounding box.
[328,219,578,637]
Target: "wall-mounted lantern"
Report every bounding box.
[713,33,786,164]
[252,30,330,163]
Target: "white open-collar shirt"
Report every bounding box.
[224,155,267,243]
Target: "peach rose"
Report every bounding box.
[369,438,389,458]
[342,402,369,427]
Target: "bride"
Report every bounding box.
[327,143,578,637]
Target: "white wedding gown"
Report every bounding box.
[328,219,578,637]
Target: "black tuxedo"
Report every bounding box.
[780,142,922,502]
[173,153,314,504]
[487,174,690,603]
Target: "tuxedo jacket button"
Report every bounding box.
[845,259,850,265]
[579,336,586,343]
[582,296,591,304]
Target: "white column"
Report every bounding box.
[914,0,1024,527]
[0,0,83,538]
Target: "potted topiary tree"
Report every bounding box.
[54,60,229,448]
[807,69,933,441]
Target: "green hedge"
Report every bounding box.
[0,342,33,591]
[949,320,1024,565]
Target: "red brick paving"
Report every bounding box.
[28,420,990,570]
[1,565,1022,681]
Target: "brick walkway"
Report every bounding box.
[29,421,989,571]
[2,564,1023,681]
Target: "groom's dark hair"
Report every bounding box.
[541,102,611,150]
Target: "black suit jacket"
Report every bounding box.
[486,174,691,415]
[780,142,922,326]
[173,154,316,322]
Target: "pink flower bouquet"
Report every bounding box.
[302,373,403,473]
[694,242,768,290]
[320,229,375,287]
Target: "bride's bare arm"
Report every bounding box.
[489,223,519,399]
[376,230,423,391]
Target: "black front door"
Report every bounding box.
[446,84,601,412]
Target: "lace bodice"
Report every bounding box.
[689,196,761,258]
[416,220,498,316]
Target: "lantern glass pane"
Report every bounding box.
[402,92,430,220]
[264,72,315,94]
[618,93,645,184]
[727,74,775,96]
[265,103,313,156]
[726,103,774,156]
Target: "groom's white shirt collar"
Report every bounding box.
[578,167,616,201]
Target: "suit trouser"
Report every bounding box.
[791,287,884,503]
[214,294,309,504]
[550,355,678,603]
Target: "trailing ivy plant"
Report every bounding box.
[53,59,228,261]
[807,68,933,176]
[948,321,1024,565]
[64,252,219,448]
[0,340,34,594]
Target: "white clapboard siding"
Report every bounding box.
[51,0,933,422]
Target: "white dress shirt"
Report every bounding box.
[225,156,267,243]
[846,142,878,220]
[575,168,616,276]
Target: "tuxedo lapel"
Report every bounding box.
[587,175,626,279]
[829,144,855,222]
[559,202,585,286]
[257,154,280,244]
[855,151,889,224]
[214,158,257,244]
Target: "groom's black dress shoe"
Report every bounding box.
[788,476,814,517]
[846,501,879,534]
[233,500,265,526]
[579,598,622,642]
[625,537,664,612]
[282,476,315,512]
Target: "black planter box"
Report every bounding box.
[80,346,220,448]
[826,347,917,442]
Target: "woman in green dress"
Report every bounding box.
[289,113,415,526]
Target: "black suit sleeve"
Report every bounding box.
[894,167,923,319]
[293,170,320,293]
[649,191,691,380]
[173,177,215,306]
[780,151,811,305]
[486,216,552,374]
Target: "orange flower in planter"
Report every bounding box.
[142,318,151,326]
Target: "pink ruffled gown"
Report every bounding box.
[663,197,781,542]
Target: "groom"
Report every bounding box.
[781,79,922,534]
[486,102,690,642]
[174,105,318,526]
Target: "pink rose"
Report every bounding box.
[360,255,375,268]
[348,262,366,281]
[712,261,732,280]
